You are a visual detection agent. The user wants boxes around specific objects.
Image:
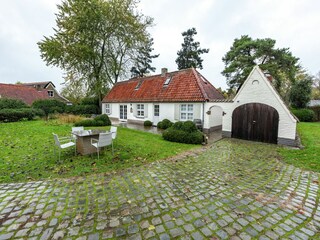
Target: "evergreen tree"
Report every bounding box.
[176,27,209,70]
[130,37,159,77]
[222,35,300,96]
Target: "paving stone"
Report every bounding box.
[191,231,204,240]
[128,224,139,234]
[0,232,14,240]
[52,230,65,240]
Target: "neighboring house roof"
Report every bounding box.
[21,81,56,89]
[103,68,224,103]
[308,100,320,107]
[0,83,48,105]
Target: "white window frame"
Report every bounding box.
[48,90,54,97]
[105,104,111,115]
[180,104,193,120]
[137,104,145,117]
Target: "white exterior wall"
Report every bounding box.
[102,102,204,124]
[204,66,297,142]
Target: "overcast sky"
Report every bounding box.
[0,0,319,91]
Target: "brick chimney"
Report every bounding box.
[161,68,168,77]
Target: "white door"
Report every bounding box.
[153,104,160,125]
[119,105,127,121]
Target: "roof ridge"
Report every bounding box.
[192,68,209,101]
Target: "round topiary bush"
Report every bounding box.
[157,118,173,129]
[94,114,111,126]
[144,120,153,126]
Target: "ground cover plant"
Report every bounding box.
[0,120,199,183]
[279,122,320,172]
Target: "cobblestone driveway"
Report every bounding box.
[0,139,319,239]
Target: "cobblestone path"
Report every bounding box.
[0,139,319,239]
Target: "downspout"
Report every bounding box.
[202,102,205,129]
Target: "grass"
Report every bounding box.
[279,122,320,172]
[0,120,199,183]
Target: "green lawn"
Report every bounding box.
[0,120,199,183]
[279,122,320,172]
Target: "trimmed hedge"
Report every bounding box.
[157,119,173,129]
[0,98,28,109]
[163,129,204,144]
[292,108,315,122]
[144,120,153,127]
[65,104,99,115]
[74,114,111,127]
[163,121,204,144]
[0,108,45,122]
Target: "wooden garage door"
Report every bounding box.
[232,103,279,144]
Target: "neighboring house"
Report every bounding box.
[102,68,224,126]
[0,83,48,105]
[308,100,320,107]
[0,81,71,106]
[102,66,298,147]
[21,81,71,105]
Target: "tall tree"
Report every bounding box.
[289,73,313,108]
[130,37,159,77]
[222,35,300,97]
[38,0,153,107]
[176,27,209,70]
[312,71,320,99]
[60,72,87,104]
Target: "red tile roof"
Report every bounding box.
[102,68,224,103]
[0,83,49,105]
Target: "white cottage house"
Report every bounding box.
[102,66,298,146]
[102,68,224,126]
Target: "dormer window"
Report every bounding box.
[163,76,172,86]
[48,90,54,97]
[135,80,143,90]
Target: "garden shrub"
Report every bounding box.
[163,121,204,144]
[144,120,153,126]
[157,118,173,129]
[0,108,44,122]
[32,99,66,119]
[309,105,320,121]
[0,98,28,109]
[163,128,203,144]
[94,114,111,126]
[65,104,99,115]
[74,119,95,127]
[181,120,197,132]
[292,108,315,122]
[74,114,111,127]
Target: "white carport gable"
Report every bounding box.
[204,66,297,147]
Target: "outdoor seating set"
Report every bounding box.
[53,126,117,160]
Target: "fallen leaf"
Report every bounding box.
[148,225,155,230]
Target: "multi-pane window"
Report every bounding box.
[48,90,54,97]
[180,104,193,120]
[154,105,159,117]
[105,104,111,114]
[137,104,144,117]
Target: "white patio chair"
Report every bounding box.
[110,126,118,140]
[71,126,84,142]
[53,133,76,161]
[91,132,113,159]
